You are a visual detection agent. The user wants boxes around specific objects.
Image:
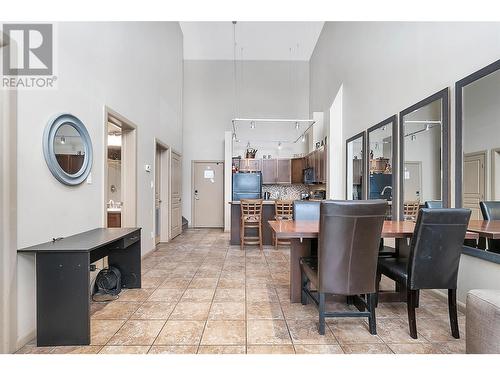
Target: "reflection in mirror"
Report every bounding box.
[462,67,500,221]
[402,98,442,220]
[346,133,365,200]
[368,118,395,219]
[53,124,85,174]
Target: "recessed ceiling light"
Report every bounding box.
[278,142,282,150]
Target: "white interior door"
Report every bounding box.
[193,161,224,228]
[170,151,182,238]
[404,162,422,202]
[463,152,486,220]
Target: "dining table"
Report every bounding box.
[268,219,481,303]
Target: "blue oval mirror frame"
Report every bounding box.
[43,113,93,185]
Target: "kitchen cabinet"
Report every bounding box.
[261,158,291,184]
[262,159,277,184]
[291,158,306,183]
[238,158,262,172]
[107,212,121,228]
[277,159,291,184]
[352,158,363,184]
[303,146,327,184]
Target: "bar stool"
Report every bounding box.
[240,199,263,250]
[403,201,420,221]
[274,200,293,249]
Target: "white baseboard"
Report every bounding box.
[15,330,36,353]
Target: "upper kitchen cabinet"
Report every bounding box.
[291,157,306,183]
[277,159,291,184]
[262,158,277,184]
[261,158,291,184]
[238,158,262,172]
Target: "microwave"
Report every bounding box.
[303,167,315,184]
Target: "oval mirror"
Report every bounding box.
[43,114,93,185]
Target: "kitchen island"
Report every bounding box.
[229,200,279,246]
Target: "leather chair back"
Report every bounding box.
[480,201,500,220]
[408,208,471,290]
[293,200,320,221]
[424,201,443,209]
[318,200,387,295]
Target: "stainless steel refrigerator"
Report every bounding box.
[232,172,262,201]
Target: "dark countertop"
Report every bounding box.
[18,227,141,253]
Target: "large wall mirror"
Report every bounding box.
[367,115,398,219]
[43,113,93,185]
[399,88,449,220]
[456,59,500,262]
[346,131,366,200]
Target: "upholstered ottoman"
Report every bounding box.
[466,289,500,353]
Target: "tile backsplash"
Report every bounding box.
[262,184,310,200]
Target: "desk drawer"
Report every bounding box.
[107,231,141,250]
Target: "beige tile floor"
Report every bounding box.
[17,229,466,354]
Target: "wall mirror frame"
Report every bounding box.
[367,115,398,220]
[455,59,500,264]
[43,113,93,186]
[399,88,450,220]
[345,131,366,200]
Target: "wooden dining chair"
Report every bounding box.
[403,201,420,221]
[273,200,293,249]
[240,199,263,251]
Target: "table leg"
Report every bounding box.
[290,238,311,303]
[36,252,90,346]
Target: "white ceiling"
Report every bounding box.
[180,22,324,61]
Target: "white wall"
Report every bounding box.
[15,22,183,348]
[309,21,500,304]
[182,60,309,224]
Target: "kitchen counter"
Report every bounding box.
[229,200,278,205]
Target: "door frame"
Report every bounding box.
[491,148,500,201]
[464,150,487,196]
[170,150,182,238]
[0,36,18,353]
[154,138,171,243]
[103,106,137,227]
[191,160,225,228]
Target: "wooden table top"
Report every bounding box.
[268,220,479,240]
[466,220,500,239]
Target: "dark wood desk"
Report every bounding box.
[18,227,141,347]
[268,220,479,303]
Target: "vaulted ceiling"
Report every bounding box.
[180,21,324,61]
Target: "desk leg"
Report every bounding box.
[36,252,90,346]
[290,238,311,303]
[108,241,142,288]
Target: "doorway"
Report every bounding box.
[464,151,486,220]
[170,150,182,238]
[154,140,170,244]
[192,161,224,228]
[103,107,137,228]
[403,161,422,202]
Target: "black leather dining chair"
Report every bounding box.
[480,201,500,253]
[377,208,471,339]
[300,200,387,335]
[293,200,320,221]
[293,200,321,255]
[424,201,443,209]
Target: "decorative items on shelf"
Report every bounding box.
[245,147,258,159]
